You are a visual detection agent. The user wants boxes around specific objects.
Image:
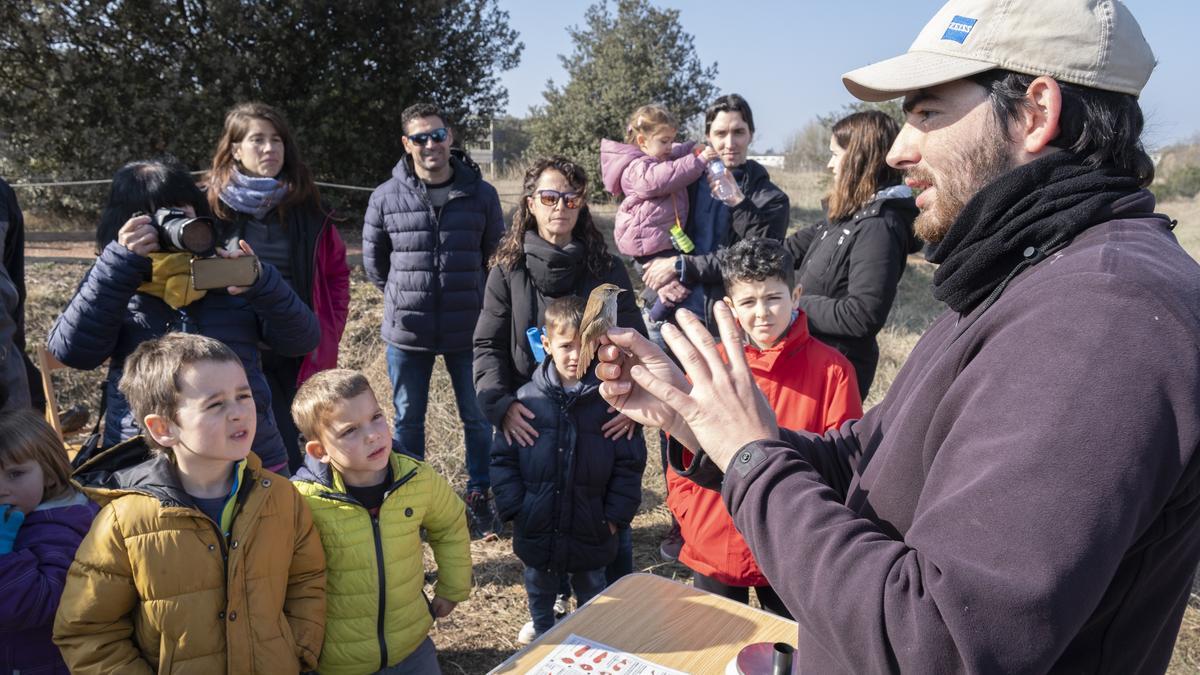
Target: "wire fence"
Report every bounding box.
[9,172,525,209]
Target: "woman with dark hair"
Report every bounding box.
[784,110,921,399]
[206,102,350,469]
[48,158,319,474]
[473,156,647,594]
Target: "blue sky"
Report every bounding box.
[496,0,1196,153]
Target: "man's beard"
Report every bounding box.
[909,132,1013,244]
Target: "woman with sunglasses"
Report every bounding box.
[475,156,646,439]
[474,156,647,598]
[206,102,351,472]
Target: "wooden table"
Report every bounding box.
[489,572,798,674]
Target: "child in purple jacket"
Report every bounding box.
[0,409,99,674]
[600,104,715,321]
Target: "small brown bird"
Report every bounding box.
[577,283,624,378]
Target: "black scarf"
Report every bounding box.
[928,152,1141,314]
[523,231,587,296]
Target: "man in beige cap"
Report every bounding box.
[593,1,1200,672]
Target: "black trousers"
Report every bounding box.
[261,351,303,471]
[692,570,794,619]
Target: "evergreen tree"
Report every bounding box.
[0,1,522,215]
[527,0,717,197]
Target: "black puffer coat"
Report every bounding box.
[785,190,920,397]
[472,233,646,427]
[362,153,505,352]
[490,358,646,573]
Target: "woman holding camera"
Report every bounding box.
[206,102,350,470]
[48,158,319,474]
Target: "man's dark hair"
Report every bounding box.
[719,237,795,291]
[968,69,1155,187]
[400,102,451,134]
[704,94,755,135]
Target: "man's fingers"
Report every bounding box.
[629,363,697,420]
[712,301,753,383]
[674,309,729,383]
[660,320,712,386]
[603,326,656,357]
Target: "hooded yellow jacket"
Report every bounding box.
[52,438,326,674]
[291,451,471,674]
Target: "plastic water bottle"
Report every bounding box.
[708,158,737,202]
[526,327,546,363]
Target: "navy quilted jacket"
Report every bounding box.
[490,358,646,573]
[362,154,505,352]
[47,242,320,469]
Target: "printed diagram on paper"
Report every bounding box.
[527,634,689,674]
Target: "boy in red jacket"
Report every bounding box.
[666,237,862,616]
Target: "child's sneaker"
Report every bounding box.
[517,621,541,645]
[659,521,683,561]
[553,594,571,619]
[465,490,501,541]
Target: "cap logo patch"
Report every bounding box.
[942,15,977,44]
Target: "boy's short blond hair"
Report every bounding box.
[291,369,376,443]
[543,295,585,335]
[118,332,242,450]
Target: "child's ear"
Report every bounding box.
[541,333,551,351]
[792,285,803,308]
[143,414,179,448]
[305,439,331,464]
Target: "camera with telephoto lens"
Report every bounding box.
[152,207,216,256]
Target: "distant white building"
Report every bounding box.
[747,154,786,169]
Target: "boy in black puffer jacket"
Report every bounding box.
[490,295,646,646]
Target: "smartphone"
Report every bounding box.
[190,255,260,291]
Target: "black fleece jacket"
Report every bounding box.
[785,194,920,397]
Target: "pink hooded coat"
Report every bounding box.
[599,139,707,259]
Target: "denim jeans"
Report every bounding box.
[386,345,492,492]
[525,566,607,634]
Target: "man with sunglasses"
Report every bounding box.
[363,101,505,539]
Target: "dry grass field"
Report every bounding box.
[22,174,1200,673]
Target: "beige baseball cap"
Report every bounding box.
[842,0,1156,102]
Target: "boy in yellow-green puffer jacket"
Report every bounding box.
[290,369,471,674]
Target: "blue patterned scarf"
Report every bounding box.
[219,169,290,220]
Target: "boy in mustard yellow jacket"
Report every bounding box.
[290,369,471,674]
[53,332,326,674]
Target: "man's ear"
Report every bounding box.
[1018,76,1062,157]
[143,414,179,448]
[304,438,331,464]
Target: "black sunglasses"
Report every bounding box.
[406,127,449,146]
[534,189,583,210]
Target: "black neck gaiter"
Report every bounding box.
[928,152,1141,314]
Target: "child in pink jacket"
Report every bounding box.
[600,104,715,321]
